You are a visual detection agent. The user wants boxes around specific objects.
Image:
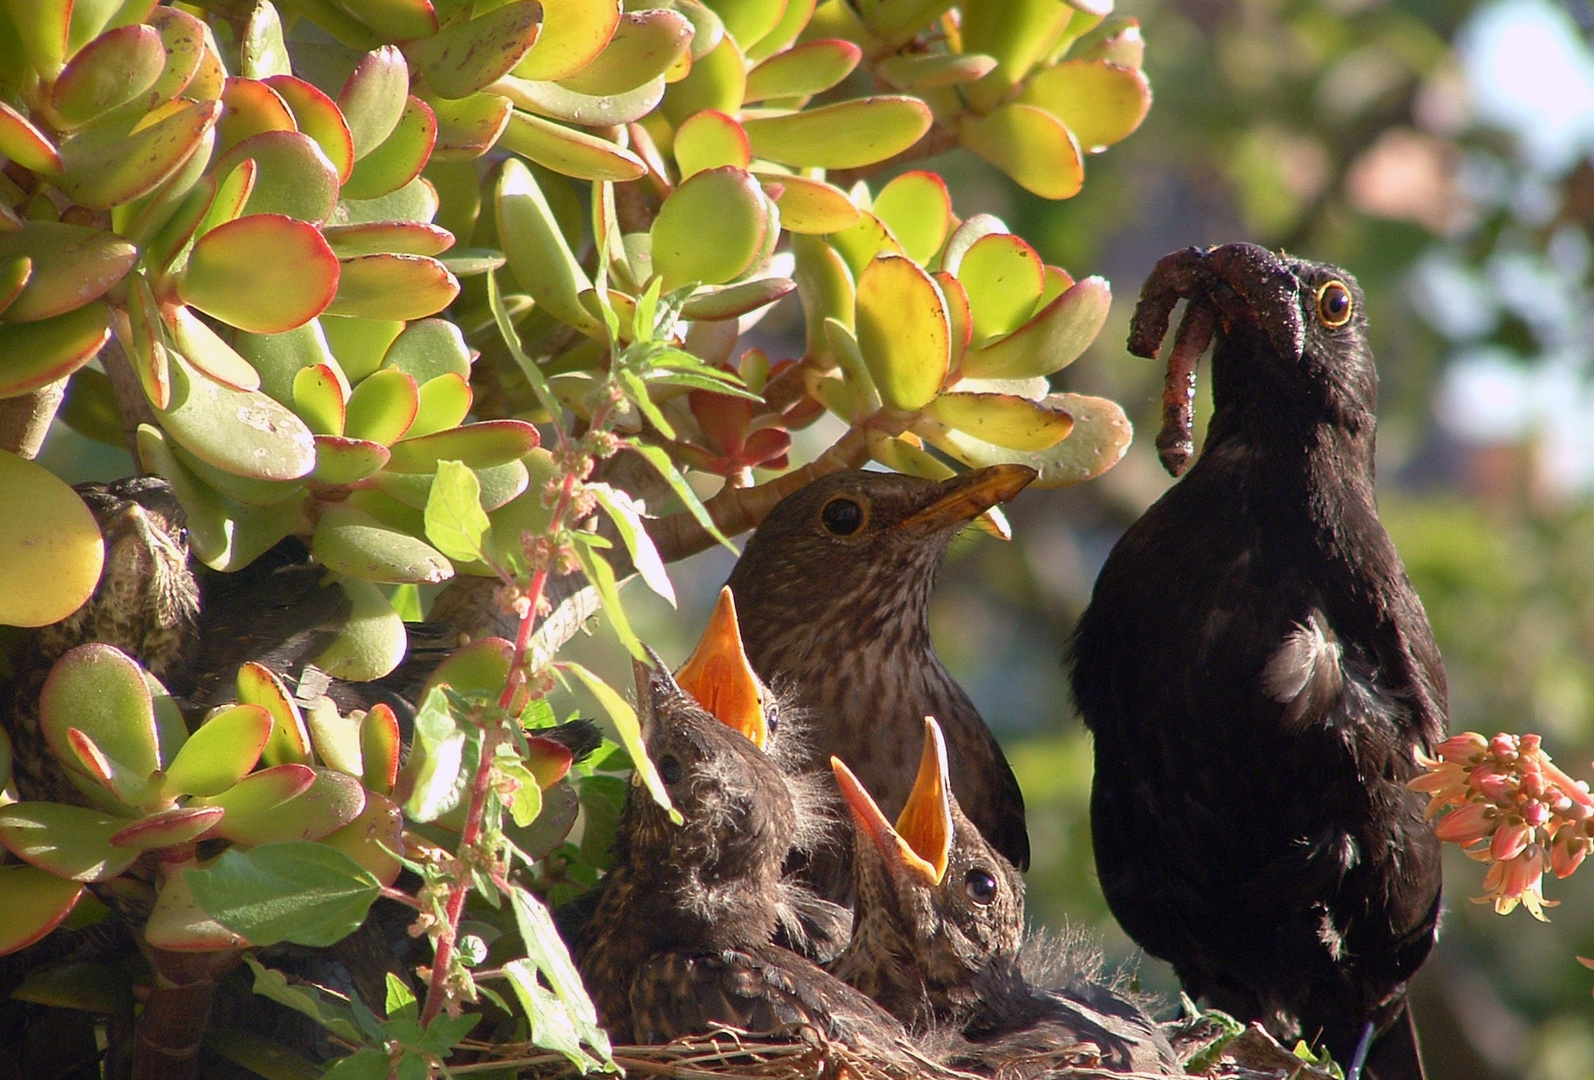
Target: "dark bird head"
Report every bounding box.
[726,465,1035,661]
[831,718,1025,1018]
[1128,243,1375,477]
[615,653,799,945]
[38,477,200,677]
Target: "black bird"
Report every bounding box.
[831,719,1177,1076]
[575,657,935,1072]
[1069,243,1446,1080]
[726,466,1036,891]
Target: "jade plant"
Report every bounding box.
[0,0,1152,1075]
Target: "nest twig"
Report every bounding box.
[454,1022,1336,1080]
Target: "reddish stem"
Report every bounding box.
[421,469,582,1026]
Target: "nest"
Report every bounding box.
[462,1022,1337,1080]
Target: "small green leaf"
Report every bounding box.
[186,841,381,948]
[244,954,363,1044]
[559,660,673,819]
[424,459,494,565]
[590,482,674,606]
[625,441,734,550]
[404,687,468,823]
[505,884,612,1068]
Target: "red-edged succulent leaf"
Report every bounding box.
[177,214,339,333]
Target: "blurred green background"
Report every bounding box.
[39,0,1594,1075]
[617,1,1594,1077]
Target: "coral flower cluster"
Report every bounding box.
[1411,732,1594,920]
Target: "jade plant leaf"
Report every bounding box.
[197,764,364,844]
[0,865,85,956]
[161,703,274,798]
[311,504,455,584]
[108,805,226,850]
[855,255,949,412]
[0,451,103,628]
[177,213,341,333]
[0,221,135,323]
[312,575,407,680]
[0,803,141,882]
[237,661,311,767]
[325,254,459,321]
[743,97,931,169]
[959,276,1110,380]
[652,166,768,290]
[39,643,161,793]
[409,1,540,100]
[0,301,112,398]
[158,352,317,481]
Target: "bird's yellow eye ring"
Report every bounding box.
[1316,280,1353,328]
[820,496,867,536]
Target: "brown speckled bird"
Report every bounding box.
[725,466,1036,887]
[831,719,1178,1076]
[575,657,932,1070]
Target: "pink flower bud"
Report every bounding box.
[1491,733,1519,760]
[1436,801,1496,844]
[1522,769,1546,800]
[1491,819,1533,861]
[1522,734,1542,754]
[1472,767,1514,802]
[1524,801,1551,828]
[1552,833,1589,879]
[1436,732,1488,763]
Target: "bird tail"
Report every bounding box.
[1364,1001,1426,1080]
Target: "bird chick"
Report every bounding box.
[831,719,1177,1076]
[1070,243,1445,1080]
[576,657,928,1070]
[35,477,201,679]
[674,587,850,960]
[726,466,1036,890]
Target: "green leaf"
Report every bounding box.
[589,483,674,606]
[505,884,612,1069]
[570,537,643,659]
[625,441,734,550]
[244,955,363,1043]
[404,687,468,823]
[487,268,561,422]
[558,661,674,820]
[424,459,494,565]
[186,841,381,948]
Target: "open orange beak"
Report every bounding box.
[831,717,953,887]
[831,755,943,887]
[675,586,768,750]
[894,464,1037,540]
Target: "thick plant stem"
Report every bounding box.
[0,379,67,458]
[131,948,244,1080]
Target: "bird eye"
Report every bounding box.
[658,754,683,785]
[964,869,998,905]
[1316,281,1353,328]
[820,497,865,536]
